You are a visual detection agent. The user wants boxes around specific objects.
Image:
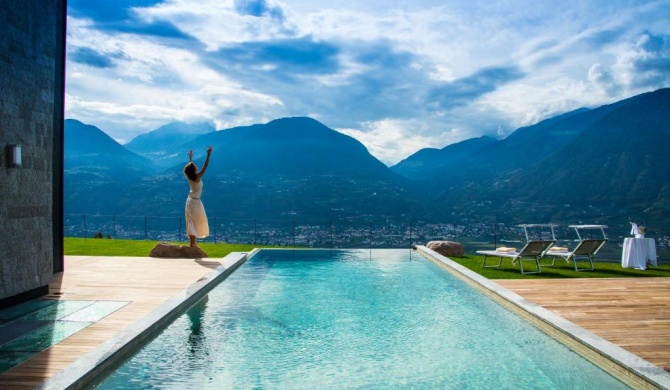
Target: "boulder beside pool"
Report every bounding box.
[426,241,464,257]
[149,242,208,258]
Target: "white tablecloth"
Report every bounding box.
[621,238,657,270]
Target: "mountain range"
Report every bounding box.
[125,121,215,170]
[65,117,427,221]
[64,87,670,231]
[392,88,670,226]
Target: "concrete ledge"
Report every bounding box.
[417,245,670,390]
[37,250,255,390]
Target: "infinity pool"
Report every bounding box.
[98,249,628,389]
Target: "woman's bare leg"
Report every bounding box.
[189,235,197,247]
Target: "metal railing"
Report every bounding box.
[65,214,428,249]
[63,213,670,261]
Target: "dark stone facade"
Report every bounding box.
[0,0,66,306]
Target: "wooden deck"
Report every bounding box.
[1,256,669,388]
[0,255,224,389]
[497,278,670,371]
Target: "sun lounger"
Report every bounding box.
[477,240,556,275]
[542,239,606,271]
[542,225,608,272]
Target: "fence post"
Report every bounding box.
[409,222,413,261]
[369,221,372,252]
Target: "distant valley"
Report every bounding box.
[64,88,670,235]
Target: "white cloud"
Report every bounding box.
[338,120,437,166]
[611,33,670,91]
[337,117,483,165]
[66,12,284,140]
[134,0,296,50]
[588,63,622,96]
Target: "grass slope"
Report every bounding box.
[451,255,670,279]
[64,237,274,258]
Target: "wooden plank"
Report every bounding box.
[497,278,670,370]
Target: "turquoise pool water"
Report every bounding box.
[98,249,628,389]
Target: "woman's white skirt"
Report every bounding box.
[185,198,209,238]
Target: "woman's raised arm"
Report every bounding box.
[197,146,213,178]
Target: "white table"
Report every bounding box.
[621,238,657,270]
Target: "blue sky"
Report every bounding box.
[65,0,670,165]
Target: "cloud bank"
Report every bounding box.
[65,0,670,164]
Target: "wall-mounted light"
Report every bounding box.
[6,144,22,167]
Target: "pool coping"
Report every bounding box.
[36,250,255,390]
[417,245,670,390]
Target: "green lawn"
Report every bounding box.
[449,254,670,279]
[63,237,276,258]
[64,238,669,279]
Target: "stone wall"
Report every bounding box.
[0,0,66,304]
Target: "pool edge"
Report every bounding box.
[36,250,255,390]
[417,245,670,390]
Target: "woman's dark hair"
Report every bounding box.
[183,162,197,181]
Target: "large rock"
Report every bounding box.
[149,242,208,258]
[426,241,464,257]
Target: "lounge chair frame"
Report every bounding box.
[480,240,556,274]
[543,225,608,272]
[478,224,557,275]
